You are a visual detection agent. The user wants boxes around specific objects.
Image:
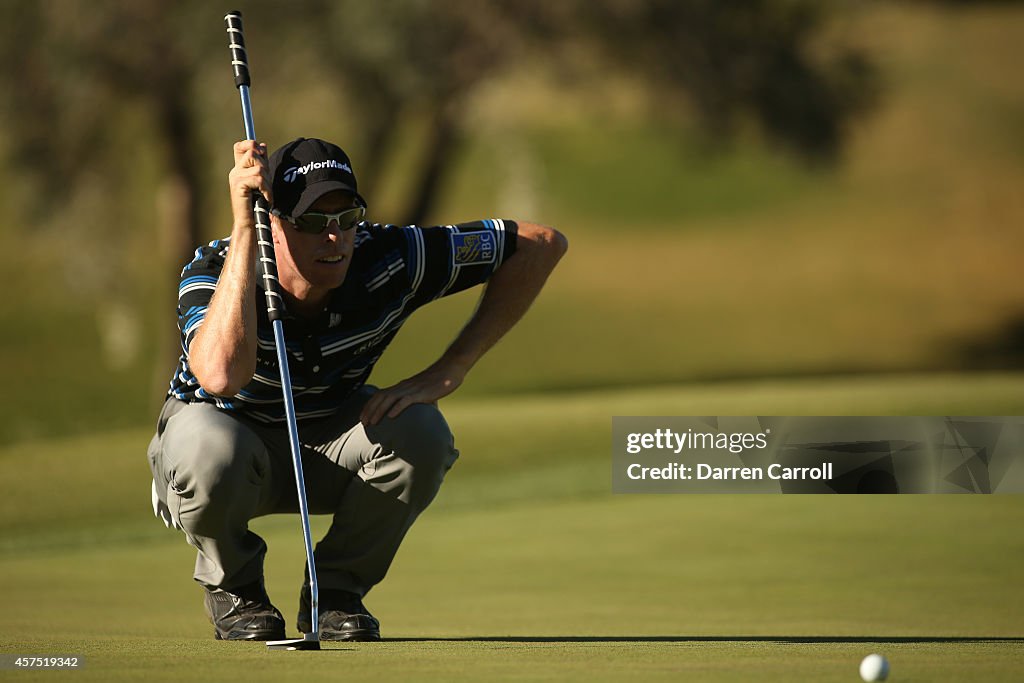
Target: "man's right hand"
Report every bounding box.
[228,140,272,229]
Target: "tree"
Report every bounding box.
[0,1,219,405]
[567,0,876,160]
[291,0,876,225]
[1,1,876,235]
[296,0,540,225]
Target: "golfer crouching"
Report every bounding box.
[147,137,566,641]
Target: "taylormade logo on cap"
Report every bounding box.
[283,159,353,183]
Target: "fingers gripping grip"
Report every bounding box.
[224,11,250,87]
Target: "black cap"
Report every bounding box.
[268,138,366,218]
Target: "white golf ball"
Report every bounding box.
[859,653,890,682]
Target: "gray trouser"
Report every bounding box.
[146,387,458,596]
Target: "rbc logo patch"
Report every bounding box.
[452,232,496,265]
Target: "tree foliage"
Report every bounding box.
[1,0,876,234]
[567,0,877,160]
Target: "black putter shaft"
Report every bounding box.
[223,9,320,651]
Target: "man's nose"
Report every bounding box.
[324,219,343,237]
[323,220,353,242]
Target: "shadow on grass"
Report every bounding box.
[386,636,1024,644]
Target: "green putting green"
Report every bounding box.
[2,375,1022,681]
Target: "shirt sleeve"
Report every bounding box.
[397,219,518,306]
[176,239,229,355]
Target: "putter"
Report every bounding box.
[224,10,320,652]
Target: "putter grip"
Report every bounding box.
[252,194,285,322]
[224,11,250,87]
[224,11,283,321]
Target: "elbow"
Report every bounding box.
[188,328,255,397]
[548,226,569,260]
[191,358,253,398]
[195,370,246,398]
[518,221,568,264]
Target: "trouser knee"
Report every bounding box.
[367,403,459,506]
[180,439,261,494]
[163,418,269,534]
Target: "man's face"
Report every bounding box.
[272,190,359,301]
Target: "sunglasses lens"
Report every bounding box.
[294,214,329,233]
[294,207,364,233]
[340,209,363,230]
[342,211,362,231]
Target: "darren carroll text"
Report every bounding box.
[627,463,834,481]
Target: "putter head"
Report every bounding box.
[267,635,320,651]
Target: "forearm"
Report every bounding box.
[188,223,259,396]
[189,140,271,396]
[359,221,567,425]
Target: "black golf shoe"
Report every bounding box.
[297,585,381,641]
[203,580,286,641]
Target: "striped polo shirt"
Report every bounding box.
[167,219,517,424]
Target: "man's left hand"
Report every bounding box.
[360,360,468,426]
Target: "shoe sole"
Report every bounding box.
[298,622,381,642]
[319,629,381,642]
[214,628,287,641]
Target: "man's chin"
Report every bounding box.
[309,262,349,289]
